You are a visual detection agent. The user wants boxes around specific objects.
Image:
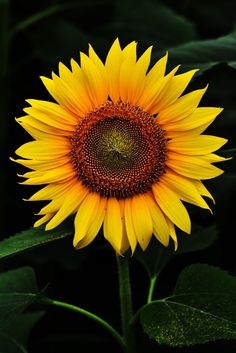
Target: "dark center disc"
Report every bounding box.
[70,101,167,198]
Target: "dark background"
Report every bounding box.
[1,0,236,352]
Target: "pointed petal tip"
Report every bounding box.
[217,107,224,113]
[73,238,83,250]
[174,241,178,251]
[45,222,52,231]
[39,75,47,81]
[25,98,35,106]
[33,219,44,228]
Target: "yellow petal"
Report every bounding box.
[152,182,191,234]
[118,199,130,254]
[145,194,170,247]
[192,180,215,204]
[165,217,178,251]
[145,52,168,87]
[57,61,94,114]
[156,69,199,112]
[23,108,76,132]
[202,153,230,163]
[119,56,135,102]
[34,213,54,227]
[164,107,223,133]
[15,140,70,160]
[158,85,207,124]
[119,42,138,102]
[77,197,107,249]
[20,164,76,185]
[105,39,123,102]
[161,170,211,211]
[128,46,153,104]
[131,194,153,251]
[26,99,79,124]
[103,197,123,254]
[124,198,137,254]
[140,65,180,113]
[12,156,69,171]
[80,52,108,106]
[37,197,65,215]
[73,192,100,248]
[167,152,224,179]
[17,118,72,140]
[51,72,86,116]
[88,44,107,74]
[122,41,137,62]
[28,181,76,201]
[167,135,227,155]
[45,183,89,230]
[40,76,58,104]
[70,58,95,113]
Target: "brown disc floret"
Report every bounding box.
[70,101,167,198]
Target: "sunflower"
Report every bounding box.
[13,39,227,254]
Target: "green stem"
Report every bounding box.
[42,297,126,352]
[116,254,135,353]
[147,276,158,304]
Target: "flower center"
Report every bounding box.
[70,101,167,198]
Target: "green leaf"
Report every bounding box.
[0,311,44,352]
[97,0,196,48]
[0,293,37,329]
[135,224,218,277]
[140,264,236,346]
[0,333,28,353]
[0,222,73,261]
[160,31,236,72]
[177,224,218,255]
[30,18,88,64]
[0,268,44,352]
[0,266,38,293]
[0,267,39,329]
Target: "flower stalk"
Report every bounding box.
[116,254,136,353]
[42,297,126,351]
[147,275,158,304]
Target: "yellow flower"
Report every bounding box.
[13,39,227,254]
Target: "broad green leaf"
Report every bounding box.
[140,264,236,346]
[0,333,27,353]
[0,268,44,352]
[177,224,218,256]
[0,293,37,329]
[0,267,39,329]
[30,18,88,64]
[135,224,218,277]
[228,62,236,69]
[159,31,236,72]
[97,0,196,48]
[10,2,87,37]
[0,311,44,352]
[0,266,38,293]
[0,223,73,261]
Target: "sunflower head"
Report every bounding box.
[13,39,227,254]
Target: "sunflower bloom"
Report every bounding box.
[13,39,227,254]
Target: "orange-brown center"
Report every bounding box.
[70,101,167,198]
